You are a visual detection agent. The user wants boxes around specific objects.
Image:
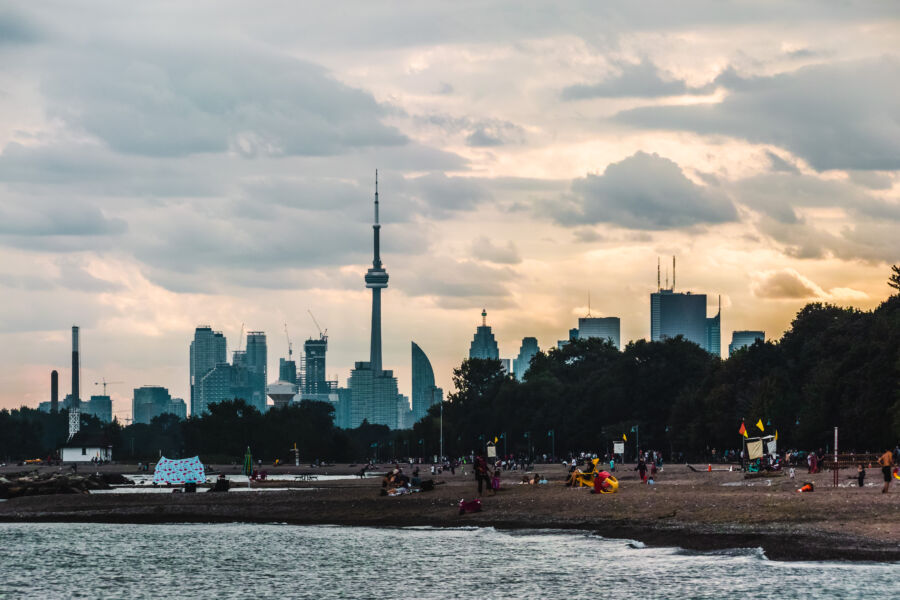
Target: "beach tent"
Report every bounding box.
[152,456,206,484]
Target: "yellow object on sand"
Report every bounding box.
[568,458,600,488]
[599,475,619,494]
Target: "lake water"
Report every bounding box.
[0,523,895,599]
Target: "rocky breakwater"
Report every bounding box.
[0,472,131,499]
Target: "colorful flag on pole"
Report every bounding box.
[738,422,748,438]
[756,419,764,431]
[622,433,627,442]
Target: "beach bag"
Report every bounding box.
[458,498,482,515]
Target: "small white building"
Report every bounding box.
[60,432,112,463]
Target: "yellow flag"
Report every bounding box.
[493,436,498,443]
[774,430,778,441]
[623,433,627,442]
[756,419,764,431]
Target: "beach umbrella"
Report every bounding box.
[243,447,253,476]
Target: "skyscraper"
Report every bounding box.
[245,331,268,412]
[84,395,112,423]
[705,297,722,358]
[411,341,442,423]
[578,317,621,349]
[650,258,719,354]
[349,171,404,429]
[469,309,500,360]
[303,336,328,395]
[279,357,297,385]
[729,330,765,356]
[133,386,183,424]
[513,337,540,381]
[190,326,226,416]
[197,360,253,414]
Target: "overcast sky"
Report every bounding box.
[1,2,898,419]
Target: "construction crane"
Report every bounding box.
[284,322,293,359]
[236,322,245,351]
[94,378,123,395]
[307,309,327,340]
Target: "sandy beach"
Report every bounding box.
[1,463,898,562]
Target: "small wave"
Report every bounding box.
[675,546,767,560]
[626,540,646,549]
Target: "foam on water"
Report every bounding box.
[0,523,895,599]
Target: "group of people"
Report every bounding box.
[473,454,502,494]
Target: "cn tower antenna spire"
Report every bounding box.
[365,170,389,373]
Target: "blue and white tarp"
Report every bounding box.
[152,456,206,484]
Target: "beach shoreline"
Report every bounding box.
[1,464,898,562]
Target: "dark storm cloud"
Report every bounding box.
[616,58,900,171]
[40,42,407,158]
[547,151,737,230]
[562,60,714,100]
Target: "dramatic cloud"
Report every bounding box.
[735,172,900,224]
[562,59,713,100]
[752,269,821,299]
[616,58,900,171]
[41,42,407,158]
[752,268,868,301]
[549,152,738,229]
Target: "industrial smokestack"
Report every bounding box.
[71,326,80,408]
[51,370,58,413]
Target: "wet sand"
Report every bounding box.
[1,464,898,562]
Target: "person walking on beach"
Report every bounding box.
[857,463,865,488]
[877,448,895,493]
[635,458,648,483]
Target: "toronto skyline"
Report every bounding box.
[1,2,898,421]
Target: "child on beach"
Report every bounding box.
[491,470,501,494]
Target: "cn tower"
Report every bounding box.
[364,170,389,372]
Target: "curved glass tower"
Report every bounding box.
[411,342,442,423]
